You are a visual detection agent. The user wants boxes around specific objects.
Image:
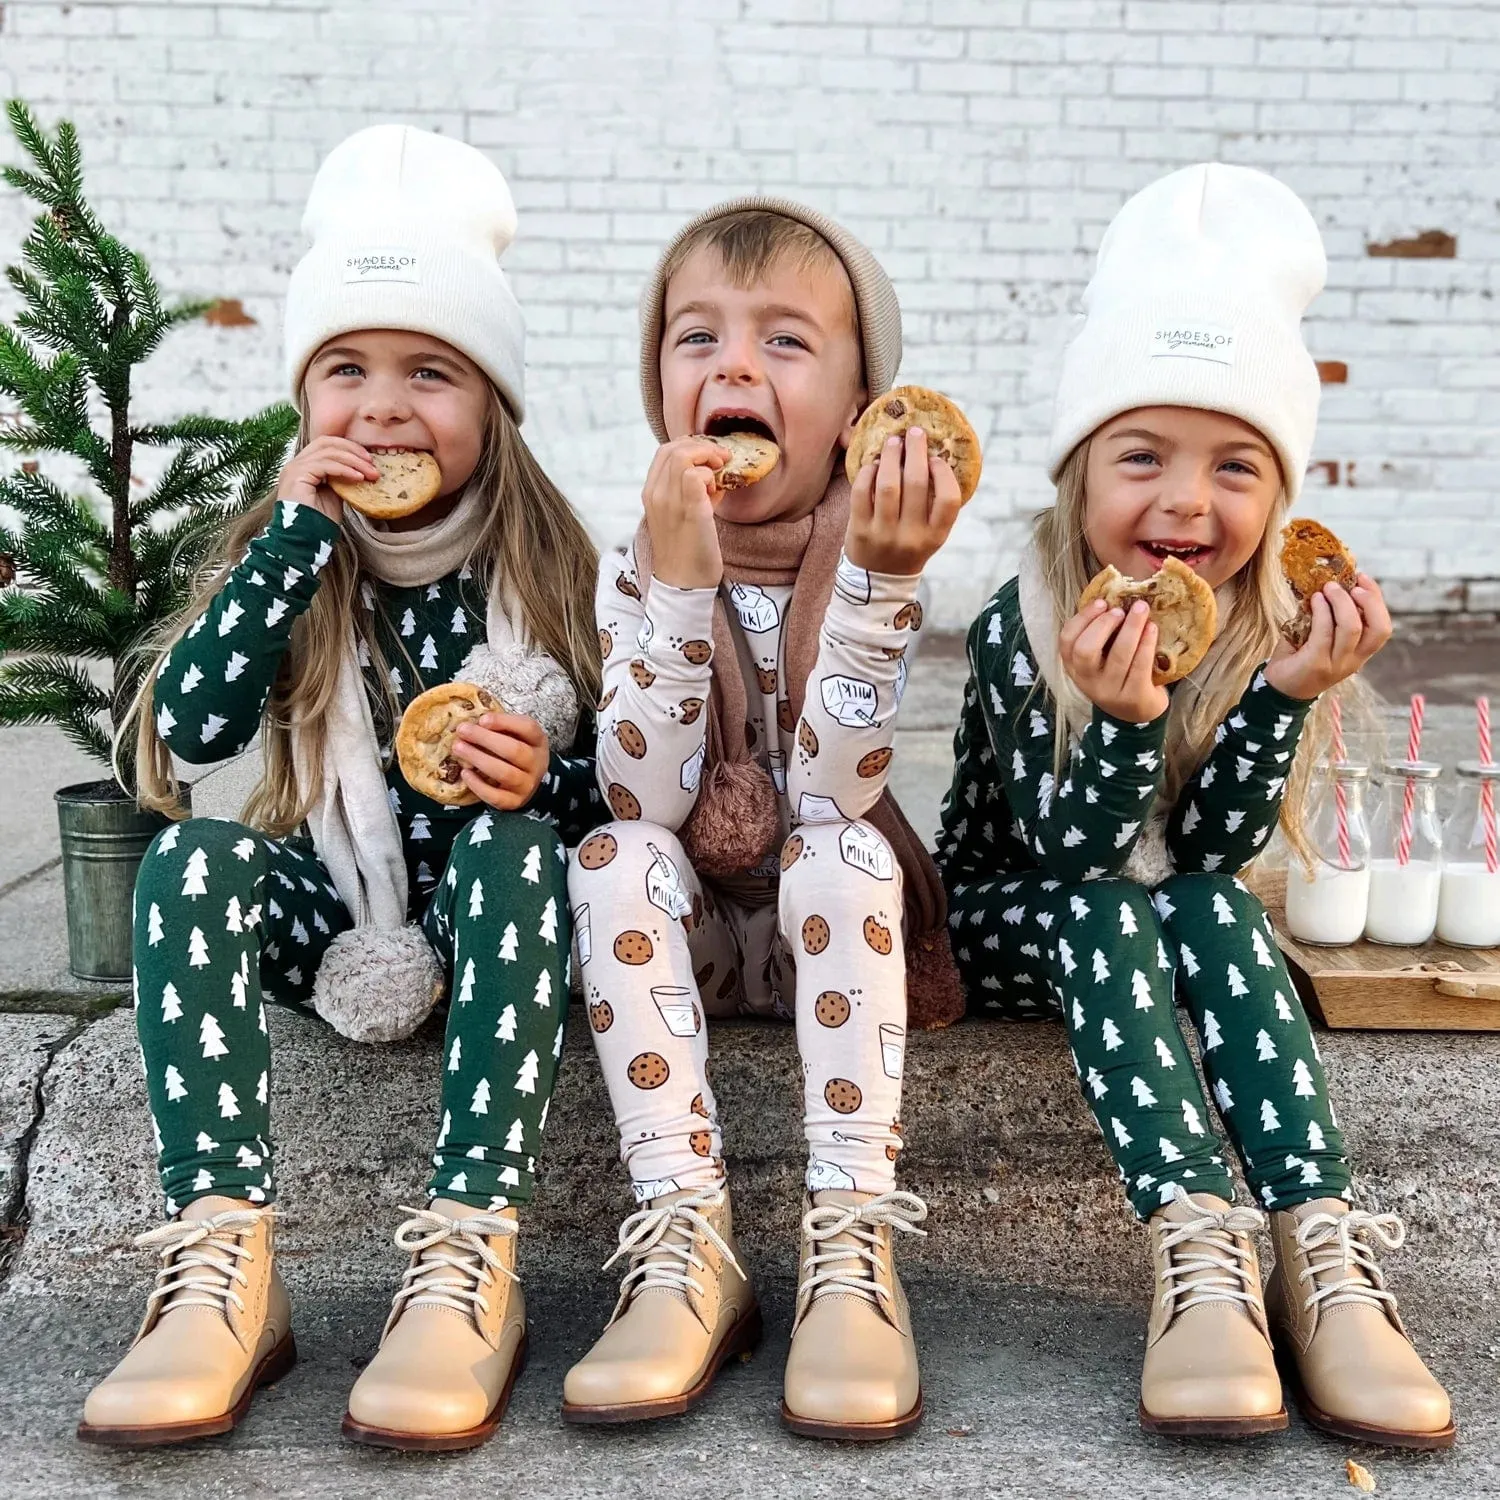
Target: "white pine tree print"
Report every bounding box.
[410,813,431,841]
[225,894,243,934]
[470,814,493,845]
[236,1144,262,1167]
[1214,1078,1234,1112]
[1086,1066,1107,1098]
[1260,1098,1281,1133]
[1110,1117,1133,1147]
[1182,1100,1205,1135]
[1255,1029,1278,1061]
[164,1064,188,1101]
[468,879,485,919]
[1201,1010,1223,1050]
[1092,949,1110,982]
[1181,802,1201,835]
[1274,991,1294,1023]
[187,926,210,968]
[530,965,554,1008]
[436,1110,451,1148]
[1131,1076,1158,1106]
[457,958,476,1005]
[161,983,183,1022]
[1250,928,1275,968]
[1307,1120,1326,1151]
[400,607,416,637]
[499,1165,520,1188]
[218,1081,240,1119]
[1179,943,1200,977]
[1212,892,1236,925]
[200,1012,228,1059]
[1227,963,1249,997]
[1131,969,1153,1010]
[1102,1017,1123,1052]
[1071,997,1085,1030]
[232,837,256,862]
[1300,1160,1322,1186]
[447,1036,462,1072]
[498,922,519,962]
[1158,1138,1184,1163]
[195,1130,220,1153]
[466,1145,486,1160]
[224,651,248,682]
[470,1077,491,1114]
[1118,901,1138,936]
[521,845,542,884]
[156,823,181,854]
[182,847,209,898]
[147,903,164,945]
[230,968,247,1009]
[515,1049,540,1095]
[450,606,468,635]
[539,897,558,943]
[1011,650,1034,685]
[1153,1036,1177,1069]
[156,704,177,738]
[200,714,228,744]
[218,599,244,636]
[448,1170,468,1195]
[495,1003,517,1042]
[192,1167,214,1192]
[504,1118,525,1153]
[256,1071,268,1104]
[419,635,438,670]
[1292,1058,1316,1097]
[1156,938,1172,972]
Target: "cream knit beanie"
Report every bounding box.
[283,125,526,420]
[638,195,902,442]
[1047,163,1326,501]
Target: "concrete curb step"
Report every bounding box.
[11,1008,1499,1310]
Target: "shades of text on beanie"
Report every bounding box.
[637,196,903,444]
[283,124,527,421]
[1046,163,1326,503]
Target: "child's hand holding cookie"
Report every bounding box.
[276,436,380,524]
[449,712,550,811]
[845,426,962,576]
[1264,573,1391,701]
[1060,598,1170,725]
[643,437,729,590]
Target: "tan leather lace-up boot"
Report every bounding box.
[1267,1198,1454,1449]
[1138,1188,1286,1438]
[562,1184,760,1422]
[343,1199,526,1451]
[781,1188,928,1441]
[78,1196,293,1446]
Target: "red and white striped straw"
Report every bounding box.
[1479,696,1496,875]
[1330,697,1351,868]
[1396,693,1425,866]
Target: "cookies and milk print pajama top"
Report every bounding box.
[134,500,605,1213]
[568,549,921,1202]
[935,578,1351,1219]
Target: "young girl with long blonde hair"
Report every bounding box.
[80,126,602,1453]
[937,164,1453,1448]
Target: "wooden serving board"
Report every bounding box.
[1249,870,1500,1030]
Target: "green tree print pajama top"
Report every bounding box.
[935,579,1350,1219]
[134,500,604,1213]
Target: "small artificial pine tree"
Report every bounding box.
[0,102,297,790]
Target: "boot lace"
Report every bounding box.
[604,1186,743,1321]
[136,1207,269,1321]
[386,1204,518,1331]
[798,1190,928,1308]
[1156,1186,1265,1320]
[1294,1208,1405,1315]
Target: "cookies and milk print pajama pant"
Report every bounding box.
[567,817,908,1201]
[947,870,1351,1218]
[132,810,572,1213]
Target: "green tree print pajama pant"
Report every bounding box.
[947,870,1350,1218]
[132,811,571,1212]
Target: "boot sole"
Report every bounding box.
[76,1330,298,1448]
[560,1301,763,1424]
[1138,1401,1289,1439]
[781,1389,923,1442]
[1275,1347,1457,1450]
[341,1332,528,1452]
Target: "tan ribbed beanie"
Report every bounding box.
[638,196,902,442]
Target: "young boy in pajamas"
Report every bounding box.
[564,198,963,1439]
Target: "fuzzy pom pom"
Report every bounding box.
[458,643,579,749]
[680,760,780,879]
[1122,811,1175,889]
[311,924,445,1042]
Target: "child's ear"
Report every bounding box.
[837,388,867,451]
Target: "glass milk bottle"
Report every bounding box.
[1436,761,1500,947]
[1285,763,1370,946]
[1364,761,1443,946]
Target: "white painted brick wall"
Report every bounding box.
[1,0,1497,626]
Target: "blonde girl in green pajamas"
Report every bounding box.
[937,165,1453,1447]
[80,127,604,1452]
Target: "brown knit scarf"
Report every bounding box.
[632,474,964,1029]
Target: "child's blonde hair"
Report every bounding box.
[1033,436,1373,868]
[121,383,601,836]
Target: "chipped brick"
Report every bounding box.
[202,299,256,328]
[1309,461,1341,487]
[1316,361,1348,384]
[1365,229,1457,259]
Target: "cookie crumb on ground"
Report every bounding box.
[1346,1458,1376,1493]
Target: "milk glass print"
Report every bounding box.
[1436,761,1500,947]
[1365,761,1443,946]
[1284,763,1370,947]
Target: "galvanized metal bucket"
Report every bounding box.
[55,781,183,982]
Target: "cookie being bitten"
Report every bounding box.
[1077,555,1217,686]
[1281,518,1357,646]
[845,386,983,504]
[395,681,504,806]
[329,449,442,520]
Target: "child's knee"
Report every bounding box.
[567,819,687,904]
[137,816,260,900]
[448,811,565,885]
[1155,872,1264,928]
[1056,877,1159,942]
[779,820,901,915]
